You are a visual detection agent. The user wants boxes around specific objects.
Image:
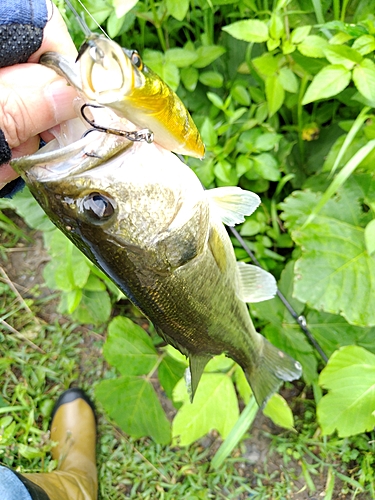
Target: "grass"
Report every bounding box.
[1,216,375,499]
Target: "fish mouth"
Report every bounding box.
[10,127,132,183]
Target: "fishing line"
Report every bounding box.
[228,226,329,364]
[64,0,110,39]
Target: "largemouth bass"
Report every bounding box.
[12,115,301,407]
[40,34,205,159]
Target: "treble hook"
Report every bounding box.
[80,104,154,143]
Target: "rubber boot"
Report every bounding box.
[20,388,98,500]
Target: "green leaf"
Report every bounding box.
[172,373,239,445]
[200,117,218,148]
[65,288,82,314]
[71,290,111,325]
[199,71,224,88]
[231,85,250,106]
[290,25,312,45]
[103,316,157,376]
[236,155,253,177]
[317,346,375,437]
[193,45,226,68]
[352,35,375,56]
[166,0,189,21]
[253,153,281,181]
[353,59,375,105]
[214,159,238,185]
[364,219,375,256]
[281,188,375,326]
[278,67,299,93]
[265,75,285,116]
[307,310,375,358]
[253,53,279,77]
[298,35,329,58]
[302,65,351,105]
[234,365,252,403]
[263,393,294,429]
[158,355,186,400]
[269,13,284,40]
[166,48,198,67]
[106,11,126,39]
[323,45,362,70]
[254,132,282,152]
[112,0,138,18]
[7,188,53,231]
[180,67,199,92]
[222,20,269,43]
[95,376,171,444]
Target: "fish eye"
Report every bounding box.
[81,192,115,222]
[131,51,144,70]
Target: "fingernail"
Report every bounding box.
[44,79,78,124]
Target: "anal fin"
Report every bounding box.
[186,354,211,402]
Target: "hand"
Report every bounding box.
[0,1,78,189]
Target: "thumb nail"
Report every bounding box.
[44,79,78,124]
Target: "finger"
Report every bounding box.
[0,64,78,149]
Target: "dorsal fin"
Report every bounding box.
[206,187,260,226]
[236,261,277,303]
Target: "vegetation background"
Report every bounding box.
[1,0,375,497]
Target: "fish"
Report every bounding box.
[40,33,205,159]
[11,116,302,408]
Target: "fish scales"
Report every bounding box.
[11,28,301,406]
[13,136,302,407]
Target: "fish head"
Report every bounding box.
[12,134,210,273]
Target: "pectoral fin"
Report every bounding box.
[236,261,277,302]
[206,187,260,226]
[186,354,211,402]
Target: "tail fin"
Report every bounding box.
[245,339,302,408]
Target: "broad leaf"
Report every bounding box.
[263,393,294,429]
[265,75,285,117]
[158,355,186,400]
[166,48,198,67]
[298,35,328,58]
[172,374,239,445]
[365,219,375,255]
[317,346,375,437]
[323,45,362,69]
[302,65,351,104]
[103,316,158,376]
[95,376,171,444]
[353,58,375,105]
[112,0,138,17]
[307,310,375,357]
[166,0,189,21]
[352,35,375,56]
[193,45,226,68]
[70,289,111,325]
[281,187,375,326]
[222,20,269,43]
